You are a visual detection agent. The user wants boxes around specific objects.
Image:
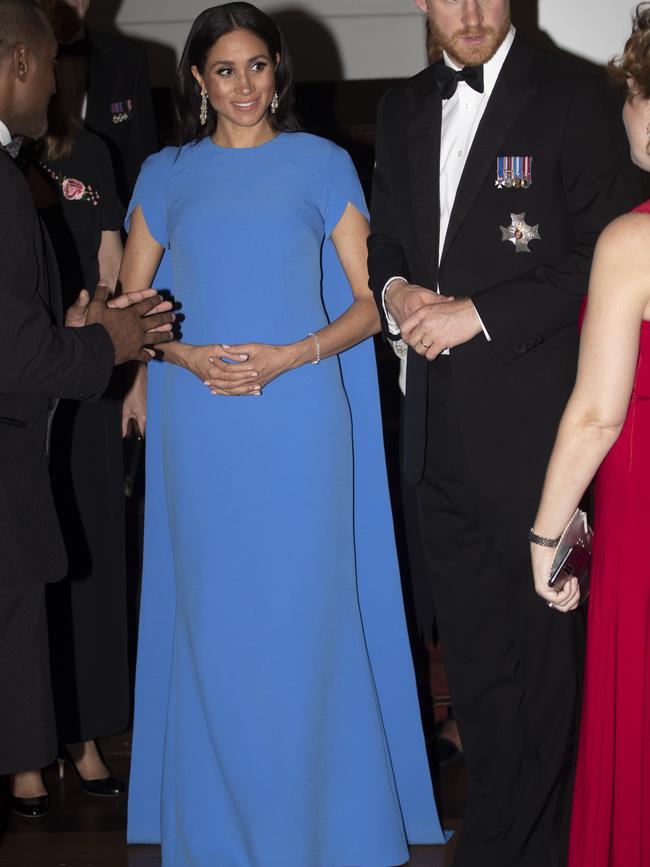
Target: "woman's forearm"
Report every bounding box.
[533,409,621,539]
[98,230,124,293]
[154,340,191,368]
[286,296,380,369]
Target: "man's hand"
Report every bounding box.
[107,288,173,335]
[65,287,168,329]
[385,281,451,329]
[86,282,175,364]
[401,297,483,360]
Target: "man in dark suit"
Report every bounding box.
[51,0,157,205]
[368,1,640,865]
[0,0,172,814]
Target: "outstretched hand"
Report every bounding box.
[65,286,171,330]
[65,289,91,328]
[86,282,175,364]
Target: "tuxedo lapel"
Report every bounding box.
[406,70,443,289]
[441,35,537,262]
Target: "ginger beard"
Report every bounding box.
[429,13,511,67]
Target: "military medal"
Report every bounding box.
[496,156,505,188]
[496,155,533,189]
[111,99,133,124]
[504,156,514,188]
[500,212,541,253]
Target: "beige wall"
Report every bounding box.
[87,0,637,87]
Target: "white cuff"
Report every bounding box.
[473,304,491,341]
[382,277,407,336]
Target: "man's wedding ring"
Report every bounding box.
[420,339,432,349]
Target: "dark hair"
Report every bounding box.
[609,3,650,99]
[174,2,299,146]
[31,1,81,160]
[0,0,49,56]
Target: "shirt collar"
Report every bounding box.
[443,24,516,93]
[0,119,12,148]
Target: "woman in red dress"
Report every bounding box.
[530,6,650,866]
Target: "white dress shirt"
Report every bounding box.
[0,119,12,147]
[385,26,516,393]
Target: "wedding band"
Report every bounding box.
[420,339,431,349]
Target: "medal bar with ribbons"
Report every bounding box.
[496,155,533,189]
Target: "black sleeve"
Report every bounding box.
[96,136,124,231]
[0,166,114,400]
[473,75,642,364]
[367,89,411,341]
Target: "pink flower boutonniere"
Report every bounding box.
[40,163,101,207]
[62,177,86,200]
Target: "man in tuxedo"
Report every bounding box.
[368,1,640,864]
[50,0,156,205]
[0,0,172,811]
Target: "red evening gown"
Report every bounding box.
[568,199,650,867]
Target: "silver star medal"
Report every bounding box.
[500,212,540,253]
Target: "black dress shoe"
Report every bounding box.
[58,754,126,797]
[10,794,49,818]
[78,775,125,797]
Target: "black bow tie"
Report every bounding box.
[431,62,484,100]
[1,137,23,159]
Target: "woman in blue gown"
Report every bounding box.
[120,4,446,865]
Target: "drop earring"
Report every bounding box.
[200,88,208,126]
[270,91,279,115]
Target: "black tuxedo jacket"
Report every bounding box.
[0,151,114,588]
[85,27,157,206]
[369,34,640,495]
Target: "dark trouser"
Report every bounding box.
[417,358,580,867]
[0,584,57,776]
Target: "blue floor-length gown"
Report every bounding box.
[126,132,446,866]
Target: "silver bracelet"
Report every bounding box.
[307,331,320,365]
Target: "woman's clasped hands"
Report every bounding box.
[182,341,304,396]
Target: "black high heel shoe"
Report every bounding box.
[9,793,49,818]
[58,749,126,797]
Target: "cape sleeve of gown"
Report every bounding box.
[125,146,175,247]
[124,146,176,845]
[317,142,447,843]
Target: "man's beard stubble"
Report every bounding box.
[429,14,511,67]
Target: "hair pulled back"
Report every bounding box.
[174,2,299,146]
[609,3,650,99]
